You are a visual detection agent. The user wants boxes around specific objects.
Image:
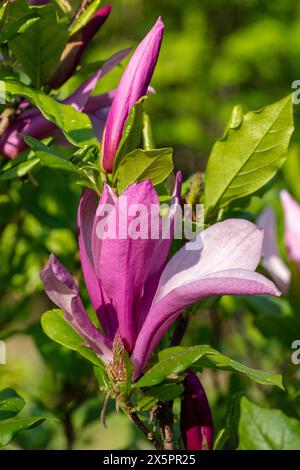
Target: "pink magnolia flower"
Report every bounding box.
[258,190,300,292]
[101,17,164,172]
[180,371,213,450]
[0,49,130,159]
[40,177,279,378]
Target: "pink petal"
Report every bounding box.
[280,190,300,267]
[63,48,131,112]
[136,171,182,328]
[102,17,164,172]
[257,207,290,292]
[78,189,117,340]
[93,180,161,351]
[40,254,112,363]
[132,219,280,376]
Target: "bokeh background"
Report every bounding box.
[1,0,300,449]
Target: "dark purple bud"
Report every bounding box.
[180,371,213,450]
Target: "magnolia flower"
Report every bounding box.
[180,371,213,450]
[0,49,130,159]
[40,177,279,379]
[48,5,112,89]
[101,17,164,172]
[258,190,300,292]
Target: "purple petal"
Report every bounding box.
[0,107,54,159]
[40,254,112,363]
[29,0,49,4]
[78,189,118,340]
[280,190,300,268]
[63,49,131,112]
[84,90,116,114]
[81,5,112,43]
[136,171,182,328]
[93,180,162,352]
[257,207,290,292]
[132,219,280,376]
[102,17,164,172]
[49,5,112,89]
[180,371,213,450]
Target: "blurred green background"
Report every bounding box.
[1,0,300,450]
[82,0,300,174]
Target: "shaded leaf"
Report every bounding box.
[0,415,47,447]
[238,396,300,450]
[0,389,25,420]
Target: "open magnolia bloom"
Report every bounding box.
[41,176,279,379]
[258,190,300,292]
[0,48,130,159]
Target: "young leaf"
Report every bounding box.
[0,389,25,420]
[41,309,104,368]
[135,345,283,389]
[113,98,145,173]
[2,80,99,148]
[115,147,173,193]
[205,95,294,217]
[238,397,300,450]
[7,3,68,88]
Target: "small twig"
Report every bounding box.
[209,307,221,348]
[170,313,189,347]
[154,402,175,450]
[128,410,162,450]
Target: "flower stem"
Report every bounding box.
[127,410,161,450]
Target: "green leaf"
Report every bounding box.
[0,415,47,447]
[213,392,242,450]
[113,98,145,173]
[145,382,184,401]
[69,0,101,36]
[0,2,8,23]
[116,147,174,193]
[24,135,86,175]
[2,80,98,148]
[41,309,104,368]
[238,397,300,450]
[94,366,110,390]
[0,389,25,420]
[7,3,68,88]
[205,95,294,217]
[0,14,40,46]
[0,157,39,180]
[135,345,283,389]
